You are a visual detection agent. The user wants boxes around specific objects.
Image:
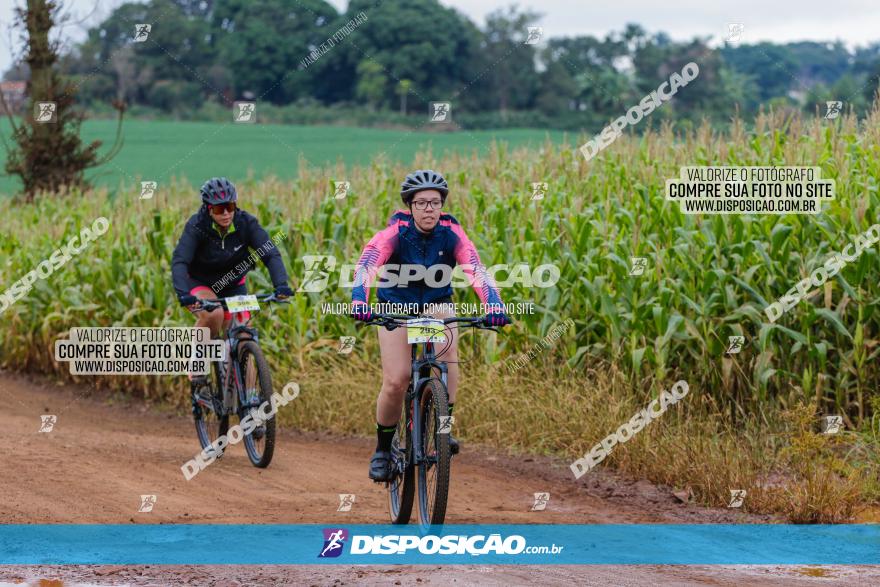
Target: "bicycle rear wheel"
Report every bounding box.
[417,377,451,531]
[389,398,415,524]
[194,360,229,455]
[238,340,276,468]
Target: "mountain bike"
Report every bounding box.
[362,313,502,532]
[190,292,289,468]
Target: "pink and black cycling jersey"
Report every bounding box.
[351,210,504,307]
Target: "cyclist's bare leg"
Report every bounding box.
[186,289,226,386]
[376,325,411,426]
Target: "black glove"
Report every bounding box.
[275,285,294,299]
[179,294,199,307]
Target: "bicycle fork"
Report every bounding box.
[410,357,448,467]
[409,385,424,466]
[219,338,245,415]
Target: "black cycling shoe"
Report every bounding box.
[448,435,460,455]
[369,450,393,482]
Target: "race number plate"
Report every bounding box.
[406,318,447,344]
[225,295,261,313]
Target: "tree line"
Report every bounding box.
[4,0,880,130]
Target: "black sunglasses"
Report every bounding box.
[208,202,236,213]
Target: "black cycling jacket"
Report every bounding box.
[171,207,289,300]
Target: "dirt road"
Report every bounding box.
[1,370,877,586]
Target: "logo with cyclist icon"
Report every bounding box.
[298,255,336,292]
[319,528,349,558]
[39,414,57,433]
[133,24,151,42]
[438,416,454,434]
[337,494,356,512]
[333,181,350,199]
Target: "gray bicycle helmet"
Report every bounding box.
[200,177,238,205]
[400,169,448,205]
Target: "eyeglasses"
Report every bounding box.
[412,199,443,211]
[209,202,236,214]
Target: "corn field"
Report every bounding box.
[2,106,879,431]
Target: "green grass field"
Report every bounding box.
[0,119,567,196]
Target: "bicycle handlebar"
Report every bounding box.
[191,293,291,313]
[362,313,504,333]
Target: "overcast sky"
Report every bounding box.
[2,0,880,76]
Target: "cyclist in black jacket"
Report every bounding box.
[172,177,293,387]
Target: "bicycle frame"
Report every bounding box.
[381,315,493,468]
[408,339,448,467]
[218,312,260,415]
[362,314,497,461]
[362,312,501,527]
[192,292,286,416]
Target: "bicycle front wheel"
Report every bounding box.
[416,377,451,531]
[238,340,276,468]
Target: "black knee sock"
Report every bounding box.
[376,422,396,452]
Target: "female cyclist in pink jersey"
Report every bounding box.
[350,169,511,481]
